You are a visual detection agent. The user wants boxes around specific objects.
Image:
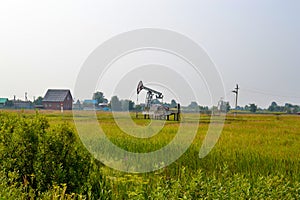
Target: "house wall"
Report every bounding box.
[14,102,32,109]
[44,101,72,110]
[43,93,73,110]
[43,101,72,110]
[63,93,73,110]
[43,102,61,110]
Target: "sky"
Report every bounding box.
[0,0,299,108]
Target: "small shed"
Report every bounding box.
[42,89,73,110]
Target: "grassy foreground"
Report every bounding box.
[0,110,299,199]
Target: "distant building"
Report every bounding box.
[82,99,98,110]
[0,98,8,108]
[73,99,82,110]
[14,100,32,109]
[99,102,110,111]
[83,99,98,105]
[99,102,108,107]
[42,89,73,110]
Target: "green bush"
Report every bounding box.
[0,112,111,199]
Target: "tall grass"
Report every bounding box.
[92,113,300,198]
[0,110,299,199]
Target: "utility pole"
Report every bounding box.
[14,95,16,109]
[232,84,239,116]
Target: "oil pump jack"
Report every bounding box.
[137,81,163,111]
[136,81,180,121]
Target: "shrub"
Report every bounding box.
[0,112,112,199]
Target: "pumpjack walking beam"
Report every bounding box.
[137,81,163,110]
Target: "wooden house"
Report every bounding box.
[42,89,73,110]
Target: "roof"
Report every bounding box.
[83,99,97,104]
[42,89,72,102]
[0,98,8,104]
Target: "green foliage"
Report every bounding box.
[170,99,177,108]
[33,96,43,105]
[95,113,300,199]
[0,112,47,182]
[146,166,300,200]
[120,99,135,111]
[102,165,300,199]
[0,111,112,199]
[93,91,108,104]
[249,103,257,113]
[0,171,28,199]
[110,96,122,111]
[188,101,198,109]
[267,101,300,114]
[33,122,92,193]
[1,111,300,199]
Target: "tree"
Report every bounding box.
[268,101,278,112]
[218,100,231,113]
[135,104,142,111]
[294,106,300,113]
[188,101,199,112]
[244,105,250,111]
[33,96,43,105]
[170,99,177,108]
[93,91,108,104]
[110,96,121,111]
[199,105,209,111]
[188,101,198,109]
[121,99,135,111]
[225,102,231,112]
[128,100,135,111]
[249,103,257,113]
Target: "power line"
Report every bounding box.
[243,88,300,99]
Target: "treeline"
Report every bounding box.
[267,102,300,113]
[2,90,300,114]
[235,102,300,114]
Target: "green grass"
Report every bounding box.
[1,110,300,199]
[68,111,300,198]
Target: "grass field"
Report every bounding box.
[0,110,299,199]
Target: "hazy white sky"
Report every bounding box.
[0,0,299,108]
